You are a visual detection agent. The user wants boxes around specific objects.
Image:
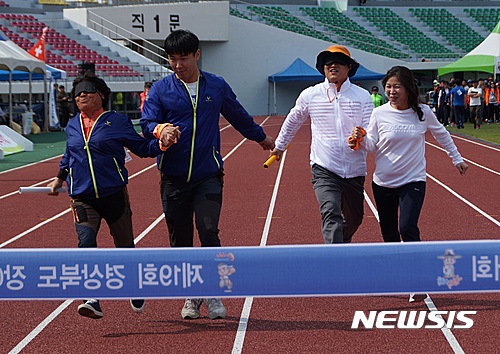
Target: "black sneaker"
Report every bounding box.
[409,293,428,303]
[78,299,103,319]
[130,299,145,313]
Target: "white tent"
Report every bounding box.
[438,20,500,78]
[0,37,48,130]
[0,38,46,73]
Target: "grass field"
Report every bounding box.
[449,121,500,145]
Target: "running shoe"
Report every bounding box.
[130,299,145,313]
[181,298,202,319]
[78,299,103,319]
[205,298,226,319]
[409,293,428,303]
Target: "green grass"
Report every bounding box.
[0,131,67,172]
[448,121,500,145]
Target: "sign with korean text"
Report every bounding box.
[2,241,500,299]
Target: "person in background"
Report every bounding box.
[140,82,152,112]
[436,80,450,126]
[468,80,483,129]
[140,29,275,321]
[484,80,500,123]
[371,85,385,108]
[47,72,178,320]
[56,85,70,130]
[270,45,373,246]
[348,66,468,302]
[450,80,466,129]
[0,105,8,125]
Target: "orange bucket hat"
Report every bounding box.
[315,45,360,77]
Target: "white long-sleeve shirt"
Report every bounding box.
[275,78,373,178]
[361,103,464,188]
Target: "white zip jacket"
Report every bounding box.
[361,103,464,188]
[275,78,373,178]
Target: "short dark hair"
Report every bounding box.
[71,72,111,108]
[164,29,199,56]
[371,86,379,91]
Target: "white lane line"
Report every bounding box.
[426,141,500,176]
[0,209,71,249]
[0,163,157,249]
[6,211,167,354]
[8,300,74,354]
[0,177,58,201]
[232,149,288,354]
[223,116,270,162]
[425,297,465,354]
[451,134,500,152]
[426,173,500,227]
[0,155,63,175]
[363,168,499,354]
[6,119,272,352]
[364,188,467,354]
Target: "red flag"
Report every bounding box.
[28,27,48,62]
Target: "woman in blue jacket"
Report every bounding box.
[48,72,177,319]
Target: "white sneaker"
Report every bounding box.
[409,293,428,303]
[130,299,145,313]
[181,298,202,319]
[205,298,226,319]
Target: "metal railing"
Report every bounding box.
[86,9,171,79]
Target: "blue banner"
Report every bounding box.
[1,241,499,299]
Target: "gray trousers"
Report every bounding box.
[311,164,365,244]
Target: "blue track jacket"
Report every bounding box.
[60,110,161,199]
[140,71,266,183]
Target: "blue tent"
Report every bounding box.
[268,58,384,82]
[0,65,66,81]
[268,58,384,113]
[268,58,323,82]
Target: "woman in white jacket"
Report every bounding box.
[349,66,468,243]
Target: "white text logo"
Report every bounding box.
[351,310,476,329]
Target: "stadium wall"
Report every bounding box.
[201,15,403,115]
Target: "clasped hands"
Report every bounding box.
[154,123,182,151]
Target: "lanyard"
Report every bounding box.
[179,76,200,183]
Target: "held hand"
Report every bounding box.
[269,148,284,161]
[456,162,468,176]
[347,135,358,150]
[258,136,275,150]
[155,124,181,151]
[160,125,181,149]
[47,177,64,196]
[350,126,366,139]
[348,126,366,150]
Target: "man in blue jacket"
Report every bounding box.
[450,80,467,129]
[141,29,275,320]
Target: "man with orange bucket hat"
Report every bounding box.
[269,45,373,244]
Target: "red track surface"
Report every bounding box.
[1,116,499,353]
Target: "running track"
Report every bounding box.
[1,116,499,353]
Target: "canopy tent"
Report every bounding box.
[0,65,66,81]
[0,37,46,73]
[438,20,500,77]
[0,37,50,131]
[268,58,384,114]
[269,58,324,82]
